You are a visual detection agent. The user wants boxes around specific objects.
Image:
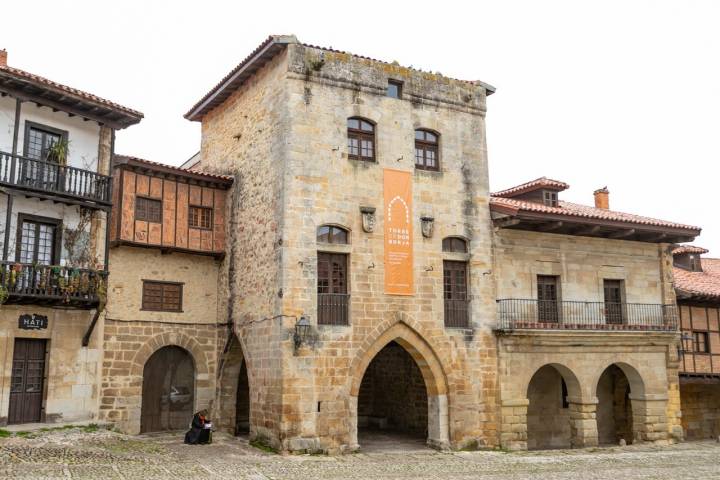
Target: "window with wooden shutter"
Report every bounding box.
[189,206,213,230]
[136,197,162,223]
[142,280,183,312]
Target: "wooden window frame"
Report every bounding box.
[442,236,467,253]
[135,196,162,223]
[543,190,558,207]
[317,252,350,326]
[415,129,440,171]
[387,79,403,99]
[443,259,469,328]
[141,280,184,312]
[693,330,710,354]
[537,275,561,323]
[347,117,376,162]
[23,121,68,161]
[317,225,350,245]
[15,213,62,265]
[189,205,213,230]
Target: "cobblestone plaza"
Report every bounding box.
[1,428,719,479]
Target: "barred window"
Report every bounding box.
[136,197,162,223]
[142,281,183,312]
[189,206,213,230]
[347,117,375,162]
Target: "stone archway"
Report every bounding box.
[526,363,582,450]
[593,362,651,445]
[140,346,195,433]
[348,321,449,450]
[215,334,251,435]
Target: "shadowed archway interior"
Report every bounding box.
[140,346,195,433]
[357,341,428,443]
[596,364,633,445]
[526,364,575,450]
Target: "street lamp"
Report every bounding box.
[293,315,311,349]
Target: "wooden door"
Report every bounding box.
[443,260,469,327]
[9,338,47,424]
[317,252,349,325]
[537,275,559,322]
[604,279,625,324]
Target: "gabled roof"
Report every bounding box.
[185,35,496,121]
[0,63,143,129]
[674,258,720,301]
[672,245,709,256]
[490,178,701,243]
[491,177,569,198]
[114,155,233,187]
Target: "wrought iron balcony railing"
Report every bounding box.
[496,299,678,331]
[0,151,111,206]
[0,261,107,307]
[318,293,350,326]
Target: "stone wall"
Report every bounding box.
[0,305,102,426]
[680,382,720,440]
[99,246,222,433]
[196,41,498,452]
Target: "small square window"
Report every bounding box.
[136,197,162,223]
[387,80,403,99]
[189,206,213,230]
[543,191,558,207]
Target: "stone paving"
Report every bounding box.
[1,427,720,479]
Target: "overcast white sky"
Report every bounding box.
[3,1,718,250]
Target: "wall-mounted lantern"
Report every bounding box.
[420,216,435,238]
[293,315,311,349]
[360,206,376,233]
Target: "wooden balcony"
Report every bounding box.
[0,261,107,308]
[0,151,111,209]
[496,299,678,332]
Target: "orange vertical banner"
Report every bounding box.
[384,169,414,295]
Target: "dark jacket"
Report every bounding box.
[184,413,211,444]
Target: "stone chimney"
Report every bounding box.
[0,49,6,67]
[594,187,609,209]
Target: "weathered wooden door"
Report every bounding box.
[604,279,625,324]
[9,338,47,424]
[537,275,559,322]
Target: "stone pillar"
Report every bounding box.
[630,394,670,444]
[568,397,599,448]
[500,398,528,450]
[427,394,450,450]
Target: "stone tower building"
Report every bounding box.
[185,35,499,452]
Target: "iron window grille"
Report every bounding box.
[136,197,162,223]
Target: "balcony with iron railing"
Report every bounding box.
[0,151,111,208]
[318,293,350,325]
[496,299,678,332]
[0,261,107,308]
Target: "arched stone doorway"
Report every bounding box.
[526,364,581,450]
[140,346,195,433]
[596,364,634,445]
[349,322,450,451]
[357,341,428,445]
[216,334,251,435]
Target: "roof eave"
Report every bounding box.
[490,205,700,243]
[113,156,234,187]
[184,35,298,121]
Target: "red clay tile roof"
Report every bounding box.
[492,177,569,198]
[114,155,233,185]
[674,258,720,300]
[489,197,701,233]
[0,64,142,122]
[185,35,495,121]
[672,245,709,256]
